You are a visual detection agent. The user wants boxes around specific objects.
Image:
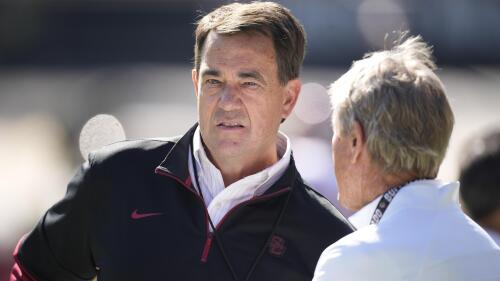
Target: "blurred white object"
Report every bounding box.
[294,82,331,125]
[79,114,126,161]
[357,0,409,49]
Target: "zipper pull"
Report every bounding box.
[201,233,214,263]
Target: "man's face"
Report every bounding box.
[192,31,299,164]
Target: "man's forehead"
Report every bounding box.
[201,31,276,59]
[197,31,278,81]
[205,29,269,45]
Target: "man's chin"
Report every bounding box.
[205,139,245,156]
[216,143,245,156]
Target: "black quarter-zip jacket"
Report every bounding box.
[15,124,353,281]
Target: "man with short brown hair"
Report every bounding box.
[11,2,352,281]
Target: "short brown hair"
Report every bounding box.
[194,1,306,85]
[330,35,455,178]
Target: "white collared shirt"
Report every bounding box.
[187,127,291,229]
[314,179,500,281]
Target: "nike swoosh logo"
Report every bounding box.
[131,209,163,220]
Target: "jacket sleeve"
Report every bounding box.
[12,159,99,281]
[10,260,37,281]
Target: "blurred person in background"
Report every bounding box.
[313,34,500,281]
[460,130,500,246]
[10,2,352,281]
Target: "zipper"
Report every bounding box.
[155,167,212,263]
[155,166,291,263]
[201,233,214,262]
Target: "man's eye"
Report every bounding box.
[206,79,221,85]
[242,81,258,88]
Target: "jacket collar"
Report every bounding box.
[155,123,300,195]
[155,123,198,186]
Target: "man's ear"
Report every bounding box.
[350,121,365,164]
[281,79,301,120]
[192,69,199,98]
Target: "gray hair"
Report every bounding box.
[330,35,454,178]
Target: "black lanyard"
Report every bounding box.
[369,179,429,225]
[370,186,402,225]
[190,139,293,281]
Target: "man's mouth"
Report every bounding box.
[217,121,245,128]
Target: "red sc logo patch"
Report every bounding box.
[269,235,286,257]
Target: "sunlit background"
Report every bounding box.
[1,0,500,276]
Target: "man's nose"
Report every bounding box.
[218,85,242,111]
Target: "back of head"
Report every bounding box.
[194,1,306,85]
[330,34,454,178]
[459,130,500,221]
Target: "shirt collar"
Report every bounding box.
[348,179,460,230]
[348,194,383,230]
[191,126,291,200]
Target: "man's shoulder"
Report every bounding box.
[320,223,424,265]
[88,136,181,167]
[293,181,353,230]
[313,226,391,281]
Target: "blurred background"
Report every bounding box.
[1,0,500,277]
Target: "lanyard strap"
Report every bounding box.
[370,179,429,225]
[370,186,402,225]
